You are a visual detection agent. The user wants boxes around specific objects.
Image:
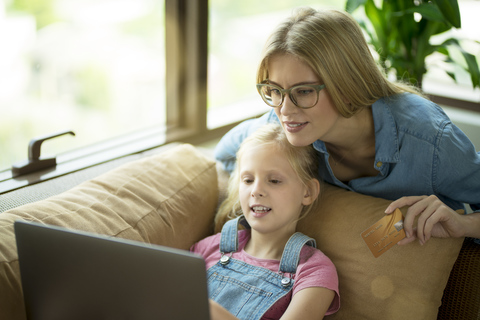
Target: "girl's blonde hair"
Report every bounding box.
[256,7,424,118]
[214,123,320,233]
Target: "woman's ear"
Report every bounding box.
[302,178,320,206]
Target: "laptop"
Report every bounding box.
[14,220,211,320]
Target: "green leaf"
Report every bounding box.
[435,0,461,28]
[404,3,446,23]
[452,48,480,89]
[463,53,480,88]
[364,0,388,53]
[396,13,416,57]
[345,0,367,13]
[436,46,449,56]
[446,71,457,82]
[440,38,480,88]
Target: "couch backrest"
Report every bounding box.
[0,144,219,320]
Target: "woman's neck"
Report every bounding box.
[325,106,378,181]
[325,106,375,159]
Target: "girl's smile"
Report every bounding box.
[250,205,271,218]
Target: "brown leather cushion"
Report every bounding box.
[297,183,464,320]
[0,144,218,320]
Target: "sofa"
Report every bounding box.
[0,143,478,320]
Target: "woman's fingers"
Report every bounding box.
[388,195,467,245]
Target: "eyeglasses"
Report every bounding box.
[256,82,326,109]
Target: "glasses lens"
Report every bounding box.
[291,86,318,108]
[259,85,282,107]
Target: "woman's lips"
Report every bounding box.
[284,121,308,133]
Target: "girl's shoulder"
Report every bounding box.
[298,245,336,271]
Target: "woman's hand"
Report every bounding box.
[385,195,476,245]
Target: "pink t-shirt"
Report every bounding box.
[191,230,340,318]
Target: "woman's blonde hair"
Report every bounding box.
[214,123,320,233]
[256,7,423,118]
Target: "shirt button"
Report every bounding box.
[376,161,383,168]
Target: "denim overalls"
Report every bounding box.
[207,216,316,320]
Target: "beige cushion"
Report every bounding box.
[297,183,464,320]
[0,144,218,320]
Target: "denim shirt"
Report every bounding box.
[214,93,480,214]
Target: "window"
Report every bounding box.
[0,0,166,171]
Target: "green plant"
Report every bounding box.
[346,0,480,89]
[9,0,58,30]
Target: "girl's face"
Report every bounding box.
[267,53,342,147]
[238,143,314,237]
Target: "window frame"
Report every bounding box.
[165,0,208,138]
[0,0,250,194]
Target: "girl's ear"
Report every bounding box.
[302,178,320,206]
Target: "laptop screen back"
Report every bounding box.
[14,221,211,320]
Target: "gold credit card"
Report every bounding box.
[361,209,406,258]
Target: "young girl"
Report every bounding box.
[191,123,339,320]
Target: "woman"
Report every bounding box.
[214,7,480,246]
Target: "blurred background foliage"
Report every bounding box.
[346,0,480,89]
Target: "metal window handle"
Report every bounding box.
[11,130,75,177]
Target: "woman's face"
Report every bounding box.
[267,54,341,146]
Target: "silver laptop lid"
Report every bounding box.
[14,220,210,320]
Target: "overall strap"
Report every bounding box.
[279,232,316,274]
[219,215,246,253]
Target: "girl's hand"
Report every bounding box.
[209,287,335,320]
[280,287,334,320]
[209,300,238,320]
[385,195,470,245]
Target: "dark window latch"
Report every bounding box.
[11,131,75,177]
